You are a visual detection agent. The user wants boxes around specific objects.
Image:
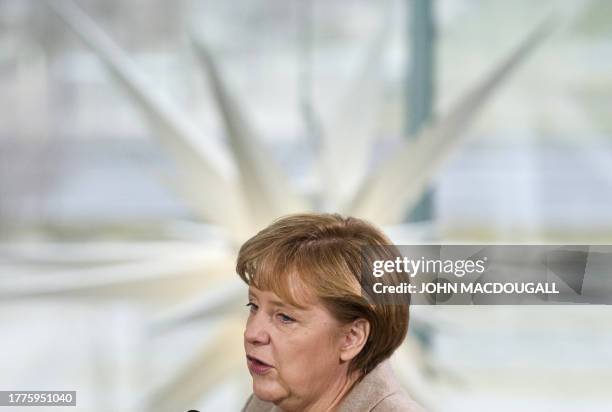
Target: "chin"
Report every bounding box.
[252,378,285,403]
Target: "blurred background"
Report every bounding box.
[1,0,611,411]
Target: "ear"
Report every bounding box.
[339,318,370,362]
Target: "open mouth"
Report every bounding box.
[246,355,273,375]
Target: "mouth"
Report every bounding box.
[246,355,273,375]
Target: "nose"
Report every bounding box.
[244,311,271,345]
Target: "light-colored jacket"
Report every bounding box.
[241,360,426,412]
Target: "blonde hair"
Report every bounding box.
[236,213,409,376]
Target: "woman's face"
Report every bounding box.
[244,285,349,410]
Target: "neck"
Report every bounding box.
[280,369,362,412]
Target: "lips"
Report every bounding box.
[246,355,273,375]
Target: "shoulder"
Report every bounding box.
[338,360,427,412]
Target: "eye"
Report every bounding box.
[245,302,258,313]
[277,313,295,324]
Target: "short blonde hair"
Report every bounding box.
[236,213,409,376]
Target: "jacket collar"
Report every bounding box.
[336,360,400,412]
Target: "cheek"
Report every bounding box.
[274,325,341,383]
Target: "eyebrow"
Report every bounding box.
[249,290,305,312]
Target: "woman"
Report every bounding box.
[237,213,426,412]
